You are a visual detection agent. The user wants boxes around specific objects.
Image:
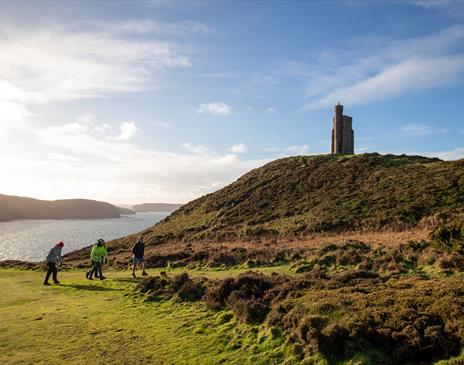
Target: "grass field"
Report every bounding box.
[2,262,464,365]
[0,268,299,365]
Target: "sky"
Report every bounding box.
[1,0,464,205]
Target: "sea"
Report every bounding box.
[0,212,168,262]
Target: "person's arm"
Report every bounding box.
[131,243,137,255]
[103,246,108,263]
[90,245,97,260]
[57,248,63,265]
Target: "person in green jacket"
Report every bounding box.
[86,239,108,280]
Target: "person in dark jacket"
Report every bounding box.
[44,242,64,285]
[131,236,147,278]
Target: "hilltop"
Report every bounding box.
[127,153,464,244]
[0,194,121,221]
[63,153,464,266]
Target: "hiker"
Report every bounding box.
[44,242,64,285]
[86,239,107,280]
[131,236,148,278]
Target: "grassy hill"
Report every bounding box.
[5,154,464,365]
[127,153,464,245]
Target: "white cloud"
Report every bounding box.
[155,122,170,128]
[394,147,464,161]
[77,113,96,125]
[0,119,269,204]
[108,20,209,35]
[0,21,270,205]
[302,25,464,109]
[93,123,112,134]
[413,0,451,9]
[0,23,190,124]
[197,102,232,115]
[48,152,83,162]
[262,145,310,155]
[285,145,309,155]
[413,0,464,18]
[182,143,209,155]
[428,147,464,160]
[110,122,137,141]
[267,106,276,112]
[230,144,248,154]
[400,123,448,136]
[195,73,238,78]
[305,56,464,110]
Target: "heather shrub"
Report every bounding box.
[177,279,206,302]
[430,221,464,254]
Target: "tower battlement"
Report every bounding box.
[331,103,354,154]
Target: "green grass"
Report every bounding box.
[2,265,464,364]
[0,268,298,365]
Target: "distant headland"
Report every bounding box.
[0,194,122,222]
[132,203,183,213]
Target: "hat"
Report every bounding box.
[57,242,64,247]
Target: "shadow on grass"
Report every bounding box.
[111,277,143,284]
[62,284,122,292]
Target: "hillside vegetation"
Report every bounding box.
[132,154,464,244]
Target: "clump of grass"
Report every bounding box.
[138,272,206,302]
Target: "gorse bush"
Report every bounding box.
[430,219,464,254]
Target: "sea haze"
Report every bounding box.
[0,212,167,262]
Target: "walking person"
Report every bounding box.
[131,236,148,278]
[86,239,107,280]
[44,242,64,285]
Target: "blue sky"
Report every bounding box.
[1,0,464,204]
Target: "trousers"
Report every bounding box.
[89,260,102,278]
[44,262,58,283]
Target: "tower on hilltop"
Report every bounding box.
[331,102,354,154]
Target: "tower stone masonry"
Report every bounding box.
[331,102,354,154]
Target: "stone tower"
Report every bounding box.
[331,102,354,154]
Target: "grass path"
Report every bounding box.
[0,268,295,365]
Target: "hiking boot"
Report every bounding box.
[53,281,60,284]
[142,271,148,276]
[43,282,51,286]
[99,276,106,280]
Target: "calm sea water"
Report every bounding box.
[0,212,168,262]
